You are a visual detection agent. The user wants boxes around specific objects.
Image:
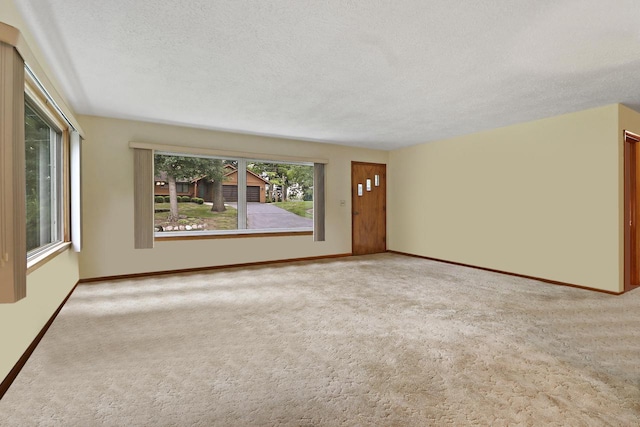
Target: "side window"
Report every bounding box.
[24,101,64,257]
[0,41,80,302]
[175,183,190,193]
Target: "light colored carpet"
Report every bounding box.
[1,253,639,426]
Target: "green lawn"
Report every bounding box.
[154,202,237,230]
[272,201,313,218]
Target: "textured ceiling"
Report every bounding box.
[15,0,640,149]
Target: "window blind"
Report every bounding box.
[133,148,154,249]
[313,163,325,242]
[0,42,26,302]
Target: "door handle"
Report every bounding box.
[353,211,359,215]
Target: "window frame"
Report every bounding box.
[175,182,190,193]
[132,141,327,248]
[24,71,71,271]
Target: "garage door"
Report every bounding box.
[247,186,260,202]
[222,185,260,202]
[222,185,237,202]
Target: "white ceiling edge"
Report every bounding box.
[14,0,640,150]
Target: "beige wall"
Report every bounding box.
[388,105,623,292]
[617,104,640,288]
[0,3,81,383]
[0,251,79,382]
[78,115,388,279]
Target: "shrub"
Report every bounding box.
[154,196,164,203]
[191,197,204,205]
[163,196,170,203]
[181,196,192,202]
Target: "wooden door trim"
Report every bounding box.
[624,130,640,292]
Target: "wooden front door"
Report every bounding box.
[624,131,640,292]
[352,162,386,255]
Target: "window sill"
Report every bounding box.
[155,229,313,241]
[26,242,72,274]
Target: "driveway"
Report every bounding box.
[227,202,313,229]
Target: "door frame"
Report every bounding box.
[624,130,640,292]
[351,161,387,255]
